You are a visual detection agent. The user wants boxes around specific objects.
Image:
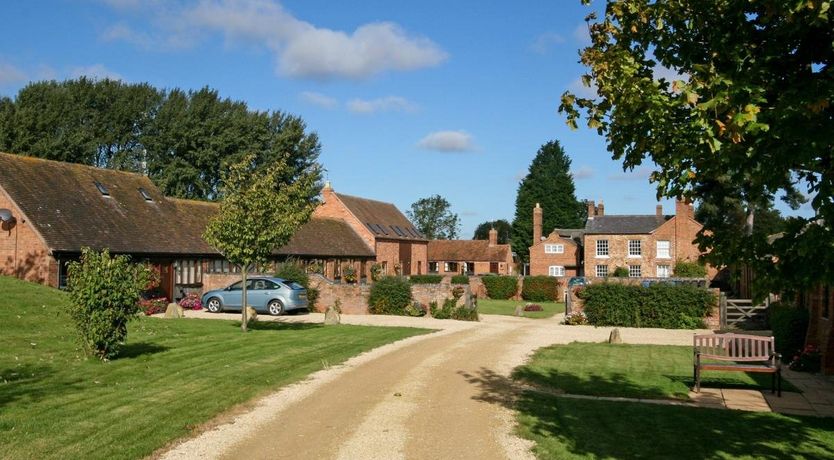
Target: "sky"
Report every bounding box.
[0,0,811,237]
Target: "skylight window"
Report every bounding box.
[366,222,381,235]
[391,225,404,236]
[138,188,153,202]
[94,181,110,197]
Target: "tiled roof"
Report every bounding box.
[584,215,670,234]
[278,218,375,257]
[428,240,510,262]
[335,192,426,241]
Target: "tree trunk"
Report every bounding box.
[241,266,248,332]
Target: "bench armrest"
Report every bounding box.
[770,352,782,369]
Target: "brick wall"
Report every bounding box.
[313,187,376,248]
[804,285,834,374]
[0,187,56,286]
[530,234,580,277]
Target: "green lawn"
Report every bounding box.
[477,299,565,318]
[513,342,795,400]
[0,276,430,460]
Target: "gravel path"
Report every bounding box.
[158,312,711,459]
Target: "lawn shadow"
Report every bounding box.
[512,367,687,400]
[116,342,170,360]
[237,321,322,331]
[0,364,84,409]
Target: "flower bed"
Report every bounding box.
[139,297,168,316]
[178,293,203,310]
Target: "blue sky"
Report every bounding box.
[1,1,801,236]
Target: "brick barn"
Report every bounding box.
[427,228,515,276]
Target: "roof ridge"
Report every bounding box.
[334,191,398,207]
[0,151,149,179]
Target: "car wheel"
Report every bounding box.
[206,297,222,313]
[267,300,284,316]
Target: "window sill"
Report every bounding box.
[595,255,610,259]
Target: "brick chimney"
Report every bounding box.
[675,198,693,220]
[533,203,543,244]
[488,227,498,247]
[656,204,663,218]
[586,200,596,220]
[322,180,334,202]
[597,200,605,216]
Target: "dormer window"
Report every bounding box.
[138,188,153,202]
[94,181,110,197]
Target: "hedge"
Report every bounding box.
[578,283,715,329]
[451,275,469,284]
[522,276,559,302]
[368,276,413,315]
[482,276,518,299]
[410,274,443,284]
[768,302,809,357]
[673,260,707,277]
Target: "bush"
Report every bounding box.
[178,293,203,310]
[451,275,469,284]
[673,260,707,277]
[564,311,588,325]
[430,298,478,321]
[66,248,150,360]
[482,276,518,299]
[368,276,413,315]
[768,301,809,357]
[138,297,167,316]
[523,303,543,312]
[275,260,318,309]
[612,266,629,278]
[789,344,822,372]
[405,301,427,317]
[579,282,714,329]
[522,276,559,301]
[410,275,443,284]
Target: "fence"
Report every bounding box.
[719,294,769,329]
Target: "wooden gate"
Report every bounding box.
[720,294,769,328]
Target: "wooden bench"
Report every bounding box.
[694,333,782,396]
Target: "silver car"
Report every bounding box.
[201,277,308,316]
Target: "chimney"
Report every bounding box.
[675,198,693,220]
[488,227,498,247]
[322,180,334,202]
[586,200,596,220]
[597,200,605,216]
[533,203,543,244]
[656,204,663,218]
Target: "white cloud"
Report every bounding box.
[0,62,27,85]
[299,91,338,109]
[101,23,152,48]
[568,76,597,99]
[530,32,565,54]
[347,96,417,114]
[573,23,591,44]
[608,167,653,182]
[573,166,594,180]
[69,64,123,81]
[418,130,474,152]
[104,0,448,80]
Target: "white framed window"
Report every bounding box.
[596,265,608,277]
[657,264,671,278]
[629,265,642,278]
[444,262,459,272]
[596,239,609,257]
[548,265,565,277]
[628,239,642,257]
[657,240,671,258]
[544,244,565,254]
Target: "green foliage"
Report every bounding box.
[511,140,586,263]
[406,194,460,239]
[579,283,714,329]
[405,301,427,317]
[368,276,413,315]
[522,276,560,301]
[65,248,149,360]
[768,302,810,357]
[612,266,629,278]
[564,311,588,325]
[370,263,383,282]
[409,274,443,284]
[560,1,834,293]
[451,275,470,284]
[473,219,511,243]
[275,260,318,309]
[674,260,707,278]
[429,298,479,321]
[482,275,519,300]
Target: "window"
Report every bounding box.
[174,259,203,285]
[545,244,565,254]
[628,240,642,257]
[657,264,671,278]
[629,265,642,277]
[428,262,438,273]
[206,259,239,274]
[138,187,153,202]
[657,240,671,258]
[548,265,565,277]
[94,181,110,196]
[445,262,459,273]
[596,239,609,257]
[596,265,608,277]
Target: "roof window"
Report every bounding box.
[94,181,110,197]
[138,188,153,202]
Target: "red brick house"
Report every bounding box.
[427,228,514,276]
[529,203,584,278]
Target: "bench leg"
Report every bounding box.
[777,370,782,397]
[771,372,776,395]
[694,366,700,393]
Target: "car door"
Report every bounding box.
[247,279,272,310]
[224,280,246,310]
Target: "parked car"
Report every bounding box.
[201,277,308,316]
[567,276,589,288]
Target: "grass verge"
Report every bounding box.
[477,299,564,319]
[0,276,430,460]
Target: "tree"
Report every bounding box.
[473,219,512,244]
[511,140,586,263]
[203,153,319,332]
[407,195,460,240]
[560,0,833,293]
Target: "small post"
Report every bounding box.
[719,293,727,329]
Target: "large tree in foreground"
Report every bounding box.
[560,0,833,295]
[511,140,586,263]
[203,153,319,332]
[407,195,460,240]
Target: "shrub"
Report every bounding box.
[451,275,469,284]
[430,298,478,321]
[368,276,413,315]
[370,263,383,281]
[138,297,167,316]
[523,303,543,312]
[410,275,443,284]
[522,276,559,301]
[789,344,822,372]
[178,293,203,310]
[430,299,454,319]
[612,266,629,278]
[564,311,588,325]
[275,260,318,309]
[673,260,707,277]
[66,248,150,360]
[580,282,714,329]
[405,301,427,317]
[768,301,809,357]
[482,276,518,299]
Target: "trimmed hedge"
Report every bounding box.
[451,275,470,284]
[482,275,518,299]
[674,260,707,277]
[522,276,559,302]
[768,302,809,357]
[410,274,443,284]
[368,276,413,315]
[578,283,715,329]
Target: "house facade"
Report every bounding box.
[529,203,584,277]
[427,228,514,276]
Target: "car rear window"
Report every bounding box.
[287,282,304,290]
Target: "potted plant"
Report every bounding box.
[344,266,357,284]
